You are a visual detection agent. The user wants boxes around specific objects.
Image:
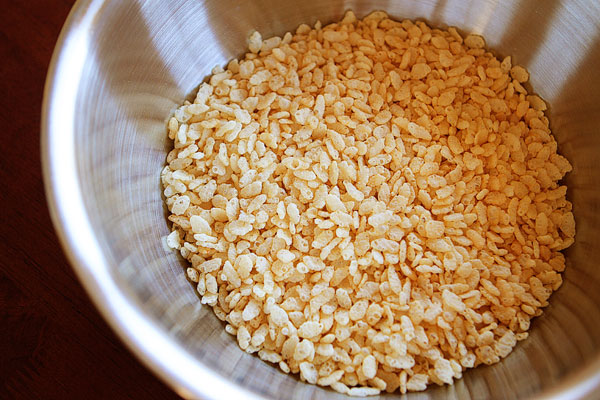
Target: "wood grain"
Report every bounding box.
[0,1,178,398]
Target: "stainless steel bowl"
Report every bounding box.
[42,0,600,398]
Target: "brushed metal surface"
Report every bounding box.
[42,0,600,398]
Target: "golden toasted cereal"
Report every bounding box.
[161,10,575,395]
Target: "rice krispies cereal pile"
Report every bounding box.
[161,11,575,395]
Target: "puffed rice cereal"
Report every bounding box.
[161,10,575,395]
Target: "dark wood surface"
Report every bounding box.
[0,2,179,399]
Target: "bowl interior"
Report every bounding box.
[45,0,600,398]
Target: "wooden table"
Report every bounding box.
[0,2,178,398]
